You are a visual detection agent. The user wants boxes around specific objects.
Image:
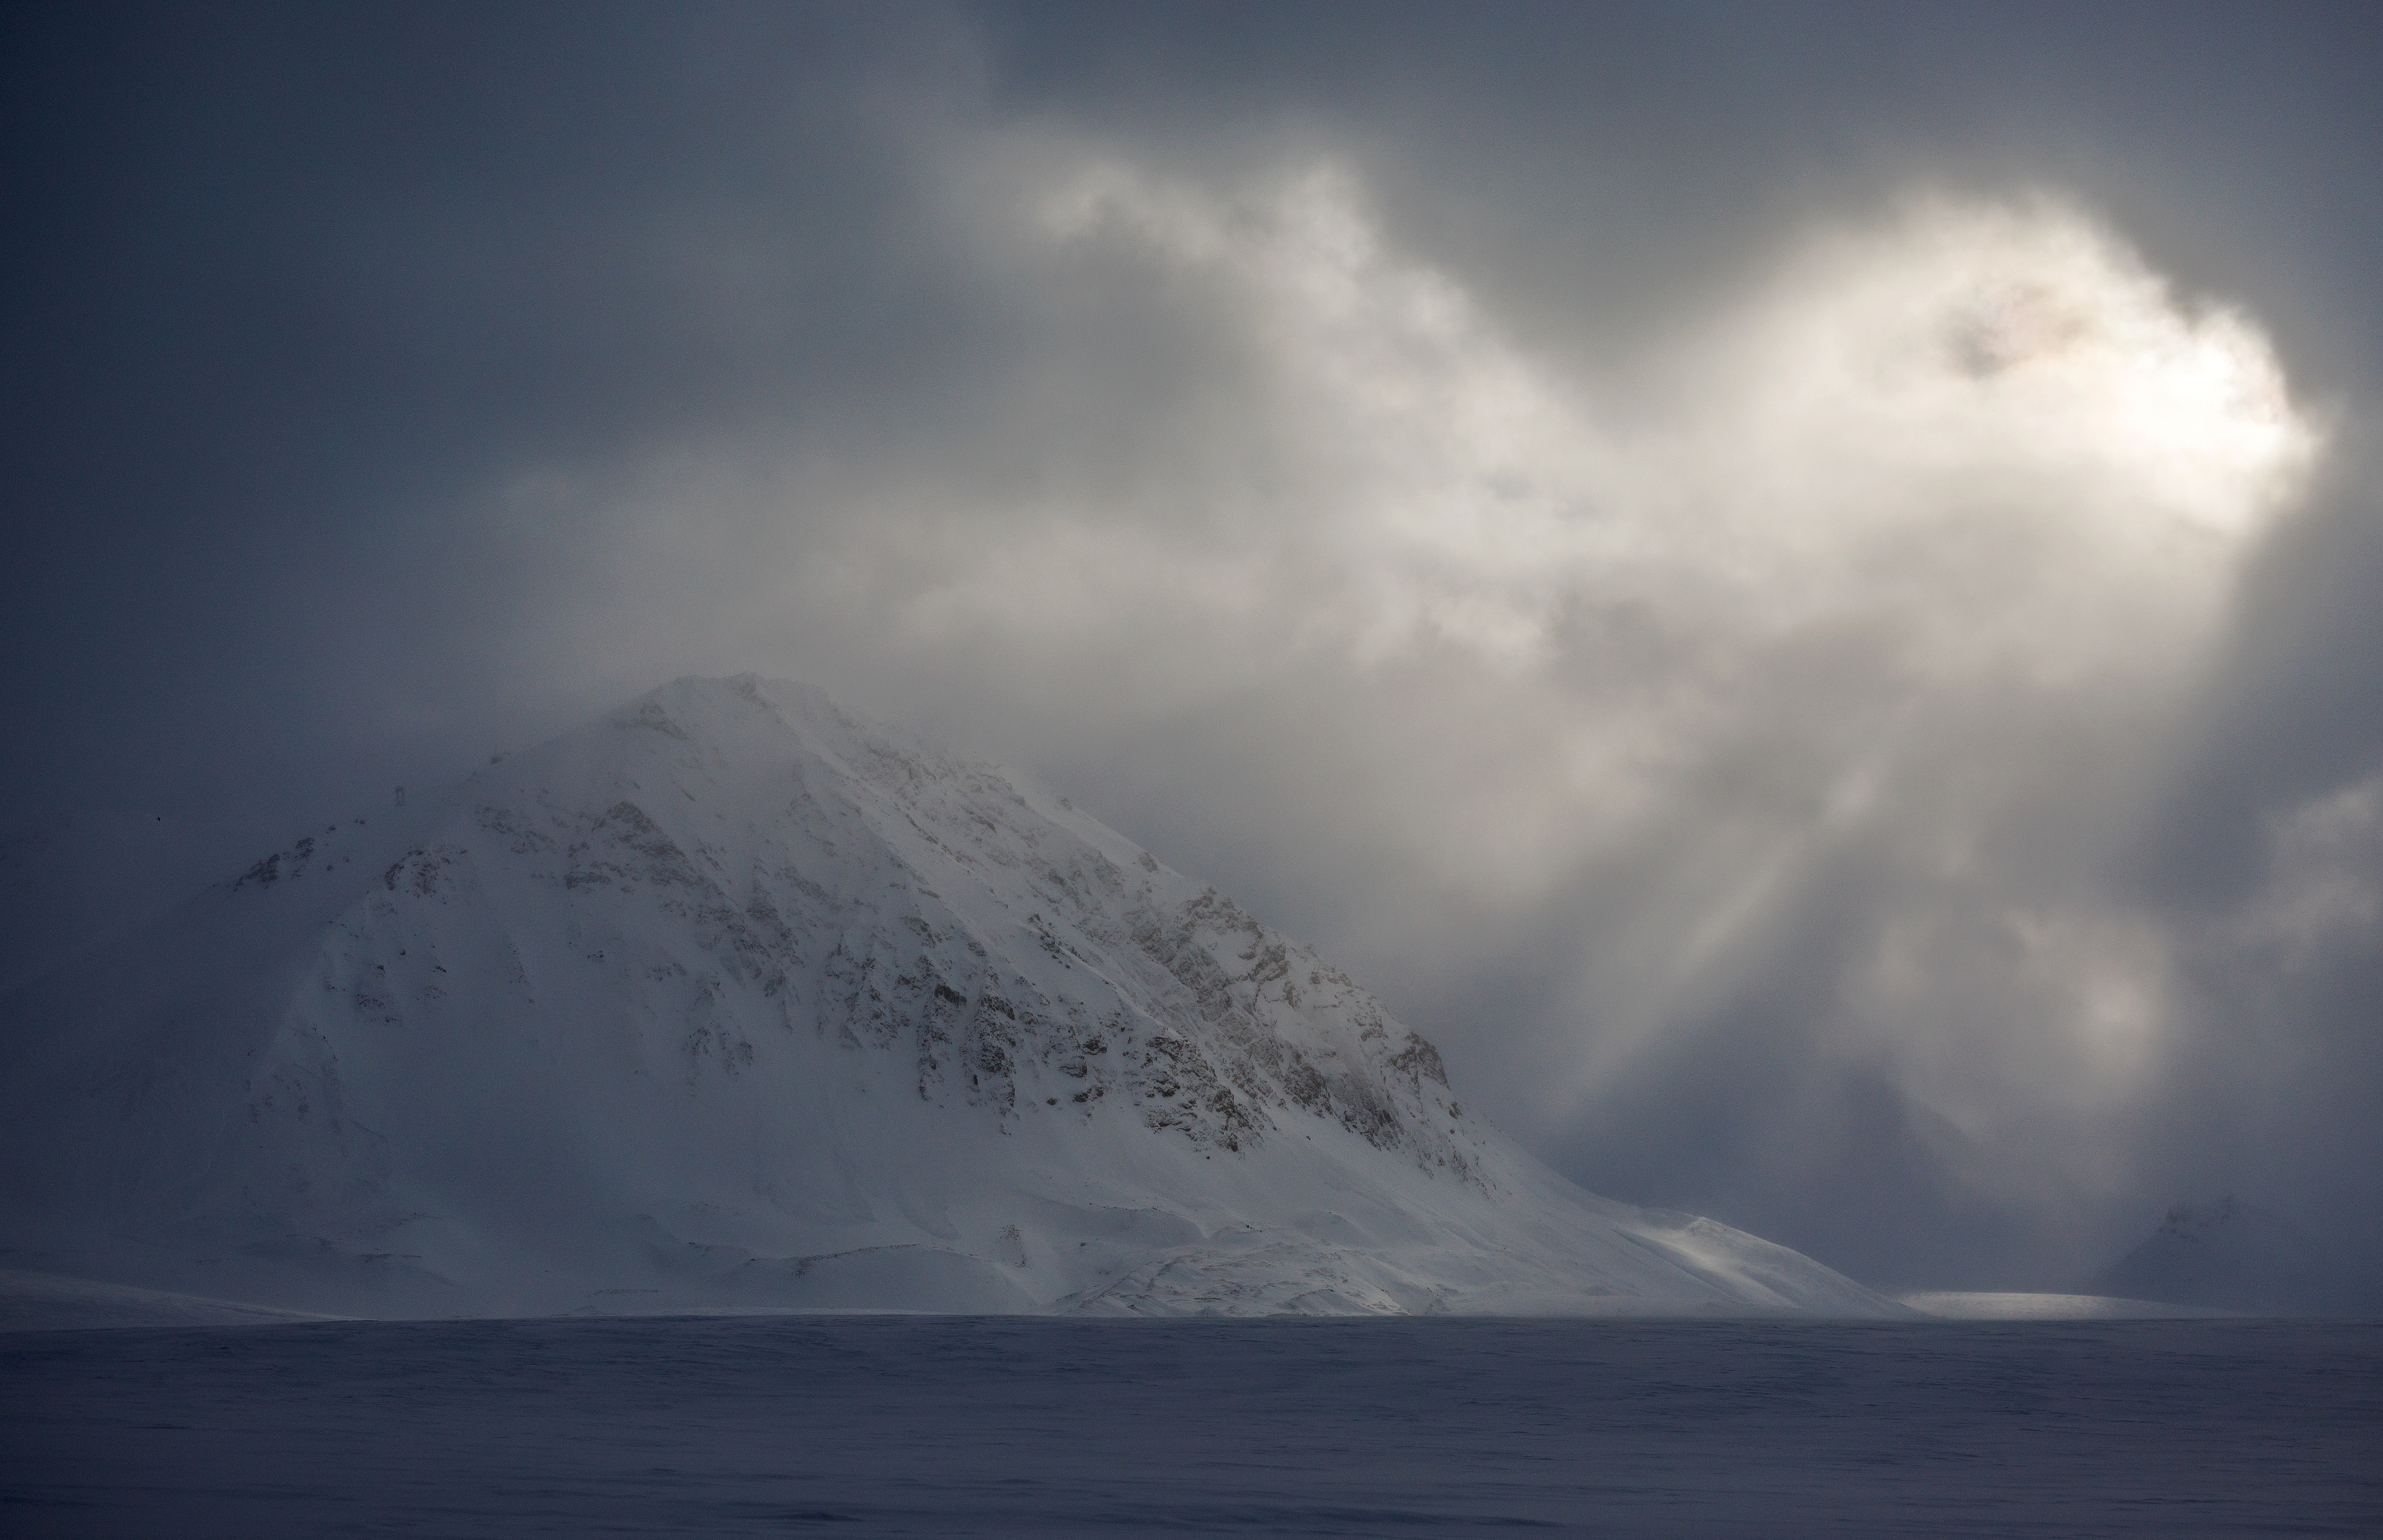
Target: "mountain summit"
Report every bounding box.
[1,676,1897,1317]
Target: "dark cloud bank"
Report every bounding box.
[7,0,2383,1296]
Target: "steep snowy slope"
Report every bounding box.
[0,676,1900,1318]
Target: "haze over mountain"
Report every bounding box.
[0,677,1897,1318]
[2092,1198,2380,1317]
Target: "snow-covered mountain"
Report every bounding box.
[2092,1197,2378,1316]
[0,676,1899,1318]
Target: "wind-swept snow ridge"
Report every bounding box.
[0,676,1900,1318]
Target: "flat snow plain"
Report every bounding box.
[5,1315,2377,1537]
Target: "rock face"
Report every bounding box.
[0,676,1900,1318]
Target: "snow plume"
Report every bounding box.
[471,149,2344,1287]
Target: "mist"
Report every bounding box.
[7,0,2382,1291]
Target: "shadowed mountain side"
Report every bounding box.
[2092,1198,2381,1315]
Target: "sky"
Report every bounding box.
[6,0,2383,1291]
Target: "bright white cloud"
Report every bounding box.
[1004,159,2319,1218]
[1039,167,2313,677]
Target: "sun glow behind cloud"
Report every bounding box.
[1037,164,2314,684]
[549,149,2327,1276]
[990,156,2318,1236]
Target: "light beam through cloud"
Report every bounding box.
[490,150,2332,1285]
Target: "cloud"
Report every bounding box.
[12,7,2379,1292]
[471,145,2339,1283]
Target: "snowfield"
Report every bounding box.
[6,1315,2378,1537]
[1,675,1898,1319]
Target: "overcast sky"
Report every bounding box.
[8,1,2382,1290]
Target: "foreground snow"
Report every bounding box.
[5,1316,2376,1537]
[2,675,1897,1318]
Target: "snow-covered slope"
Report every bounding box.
[0,676,1900,1318]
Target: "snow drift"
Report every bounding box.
[0,676,1898,1318]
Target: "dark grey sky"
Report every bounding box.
[8,1,2381,1291]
